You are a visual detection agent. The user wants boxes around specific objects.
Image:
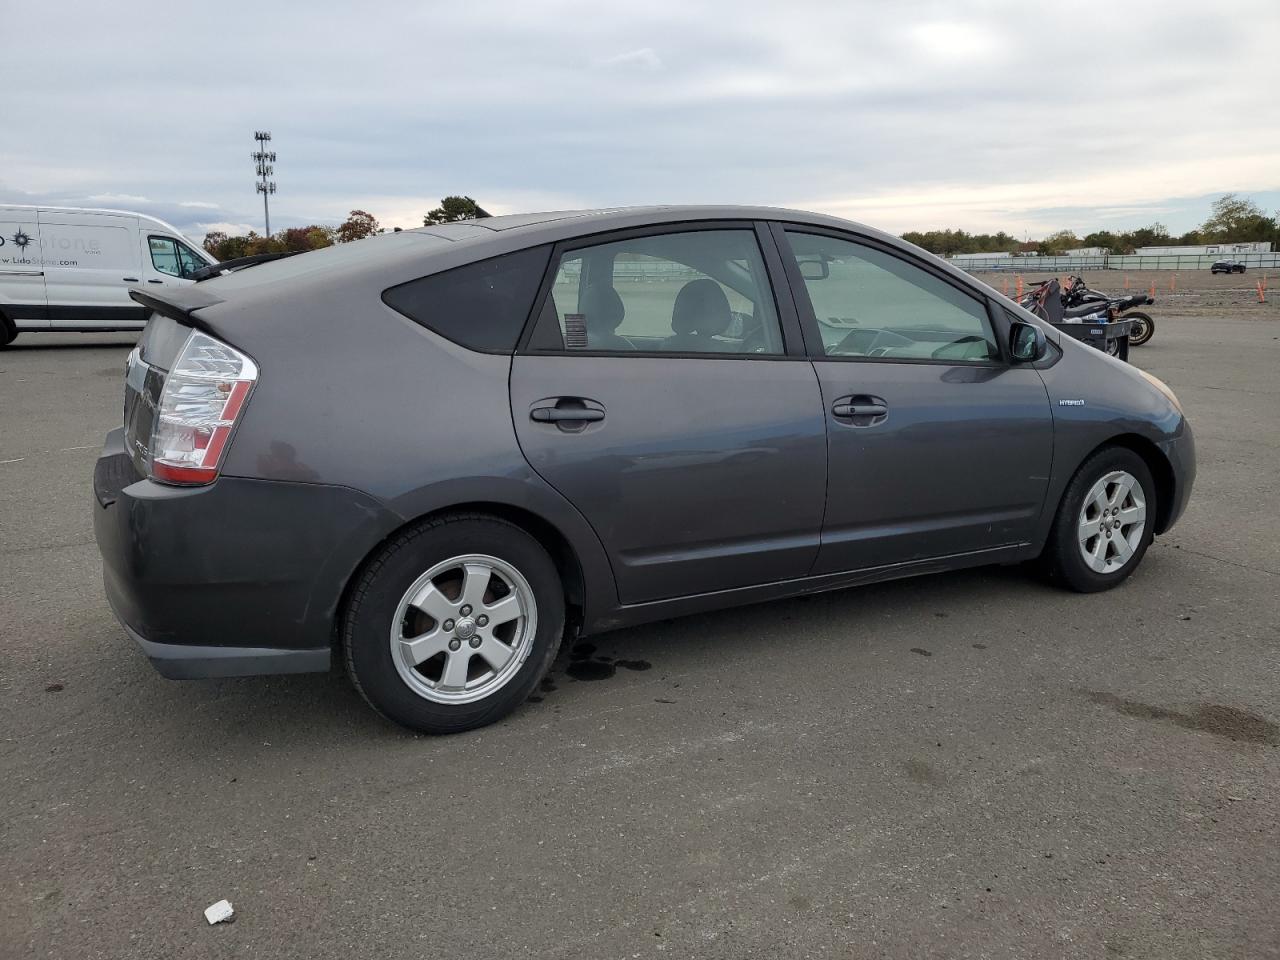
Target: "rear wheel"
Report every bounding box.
[0,311,16,347]
[1125,312,1154,346]
[343,514,564,734]
[1042,447,1156,593]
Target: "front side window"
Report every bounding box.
[176,242,206,278]
[537,229,783,355]
[786,232,999,362]
[149,237,181,277]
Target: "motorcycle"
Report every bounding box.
[1060,276,1156,346]
[1020,278,1149,359]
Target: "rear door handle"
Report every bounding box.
[831,395,888,424]
[122,277,140,282]
[147,279,165,284]
[531,407,604,423]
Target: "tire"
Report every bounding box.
[1042,447,1156,593]
[1236,265,1246,274]
[0,311,16,347]
[1125,312,1154,346]
[343,513,565,734]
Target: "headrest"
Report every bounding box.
[671,279,731,337]
[580,283,624,333]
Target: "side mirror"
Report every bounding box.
[1009,320,1046,362]
[798,257,830,281]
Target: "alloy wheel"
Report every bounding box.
[389,554,537,704]
[1077,470,1147,574]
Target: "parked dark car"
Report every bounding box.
[1210,260,1247,274]
[93,207,1195,733]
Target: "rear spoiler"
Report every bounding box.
[190,251,300,282]
[128,286,225,335]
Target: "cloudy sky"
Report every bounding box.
[3,1,1277,243]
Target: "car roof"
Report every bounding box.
[406,205,894,245]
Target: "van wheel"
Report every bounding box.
[0,312,16,347]
[1042,447,1156,593]
[343,513,564,734]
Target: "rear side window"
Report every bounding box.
[382,246,551,353]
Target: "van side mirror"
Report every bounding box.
[1009,321,1046,362]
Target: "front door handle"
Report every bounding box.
[832,401,887,418]
[831,394,888,425]
[531,407,604,423]
[147,279,165,284]
[122,277,140,282]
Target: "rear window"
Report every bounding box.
[382,246,551,353]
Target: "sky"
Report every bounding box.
[2,0,1278,245]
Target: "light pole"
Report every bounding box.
[252,131,277,237]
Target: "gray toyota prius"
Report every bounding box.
[93,206,1194,733]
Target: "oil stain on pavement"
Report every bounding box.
[1085,691,1279,745]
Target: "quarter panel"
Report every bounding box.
[211,292,619,625]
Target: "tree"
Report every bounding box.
[1081,231,1119,253]
[1199,193,1277,242]
[1118,223,1172,253]
[336,209,380,243]
[1038,230,1080,255]
[202,231,228,256]
[280,225,335,252]
[424,195,489,225]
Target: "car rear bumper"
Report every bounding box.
[92,428,399,679]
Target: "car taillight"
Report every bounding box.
[149,331,258,486]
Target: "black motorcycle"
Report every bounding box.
[1060,276,1156,346]
[1020,279,1150,359]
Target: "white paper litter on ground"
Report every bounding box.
[204,900,234,925]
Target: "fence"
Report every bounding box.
[949,252,1280,273]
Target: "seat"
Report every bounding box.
[665,279,734,352]
[579,284,632,351]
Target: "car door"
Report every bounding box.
[773,225,1054,574]
[510,223,826,605]
[0,209,47,328]
[37,210,144,327]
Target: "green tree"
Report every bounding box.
[1081,231,1119,253]
[336,209,380,243]
[1038,230,1080,255]
[1199,193,1277,242]
[424,196,490,224]
[1116,223,1171,253]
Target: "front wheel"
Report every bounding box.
[1042,447,1156,593]
[1125,312,1154,346]
[343,514,565,734]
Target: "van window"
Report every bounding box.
[177,243,206,276]
[149,237,181,277]
[149,236,206,279]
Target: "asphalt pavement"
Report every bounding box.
[2,319,1278,959]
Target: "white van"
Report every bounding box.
[0,205,218,345]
